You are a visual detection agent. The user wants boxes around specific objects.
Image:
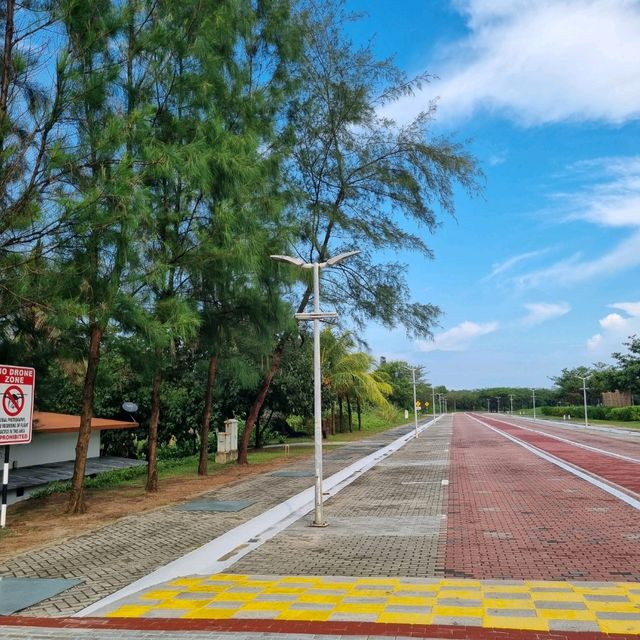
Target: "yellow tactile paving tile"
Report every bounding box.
[103,574,640,634]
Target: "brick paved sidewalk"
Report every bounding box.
[0,421,421,617]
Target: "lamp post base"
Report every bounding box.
[310,520,329,527]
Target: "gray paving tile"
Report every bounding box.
[485,608,536,617]
[584,594,630,602]
[534,600,587,610]
[385,605,432,613]
[432,615,483,626]
[438,598,482,607]
[596,611,640,620]
[548,620,601,632]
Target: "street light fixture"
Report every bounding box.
[508,394,514,414]
[494,396,501,413]
[271,250,360,527]
[577,375,590,428]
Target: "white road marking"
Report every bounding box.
[484,415,640,464]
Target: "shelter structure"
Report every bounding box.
[5,412,143,504]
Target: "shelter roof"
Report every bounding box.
[33,412,138,434]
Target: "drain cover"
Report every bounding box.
[176,499,254,512]
[0,577,82,614]
[270,470,315,477]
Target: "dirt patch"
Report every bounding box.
[0,450,311,563]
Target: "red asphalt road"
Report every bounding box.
[445,413,640,581]
[487,414,640,463]
[475,413,640,494]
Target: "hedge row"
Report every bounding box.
[540,405,640,421]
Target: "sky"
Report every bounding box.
[344,0,640,390]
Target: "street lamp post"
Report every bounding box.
[577,375,590,428]
[495,397,501,413]
[428,385,436,420]
[271,250,359,527]
[509,394,514,414]
[401,365,419,439]
[531,388,537,420]
[486,398,490,412]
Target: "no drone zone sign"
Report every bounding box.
[0,365,35,445]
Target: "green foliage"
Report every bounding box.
[540,404,640,421]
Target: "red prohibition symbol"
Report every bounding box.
[3,385,24,416]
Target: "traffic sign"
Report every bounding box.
[0,365,35,445]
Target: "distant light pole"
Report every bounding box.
[495,397,501,413]
[509,394,514,414]
[577,375,590,428]
[429,385,436,420]
[401,364,419,439]
[437,393,443,414]
[531,388,537,420]
[486,398,490,412]
[271,250,359,527]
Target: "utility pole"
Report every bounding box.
[509,394,514,414]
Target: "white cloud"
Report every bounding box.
[521,302,571,326]
[515,231,640,287]
[561,157,640,228]
[417,320,499,352]
[586,301,640,354]
[484,249,550,281]
[515,157,640,287]
[610,302,640,316]
[383,0,640,126]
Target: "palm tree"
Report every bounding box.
[321,329,391,432]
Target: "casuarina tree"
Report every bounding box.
[238,0,481,463]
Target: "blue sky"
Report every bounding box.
[347,0,640,389]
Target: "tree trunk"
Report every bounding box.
[146,364,162,492]
[356,397,362,430]
[255,413,262,449]
[67,323,103,514]
[331,402,336,435]
[347,395,353,432]
[0,0,14,115]
[338,397,343,433]
[198,354,219,475]
[238,342,284,464]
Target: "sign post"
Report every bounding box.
[0,365,35,528]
